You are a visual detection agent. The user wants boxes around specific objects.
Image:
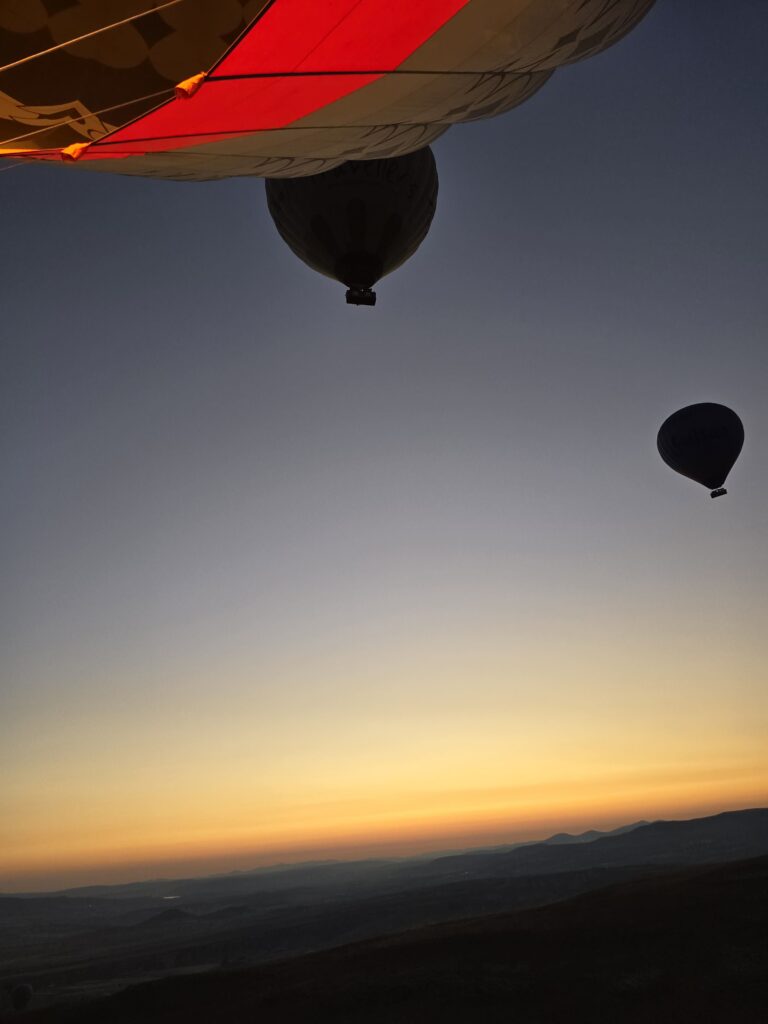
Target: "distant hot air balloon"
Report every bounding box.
[11,984,33,1012]
[265,148,438,304]
[657,403,744,498]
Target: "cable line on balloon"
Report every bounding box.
[207,69,532,79]
[0,90,175,150]
[0,0,190,76]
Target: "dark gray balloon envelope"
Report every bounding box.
[657,403,744,497]
[265,148,438,305]
[11,984,33,1011]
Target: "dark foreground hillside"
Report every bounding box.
[24,855,768,1024]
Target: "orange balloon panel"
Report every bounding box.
[0,0,655,179]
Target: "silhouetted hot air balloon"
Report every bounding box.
[265,149,438,304]
[657,403,744,498]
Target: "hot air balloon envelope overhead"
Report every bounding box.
[657,404,745,498]
[266,148,438,304]
[1,0,656,181]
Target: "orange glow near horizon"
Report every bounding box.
[5,792,768,892]
[4,742,767,890]
[4,610,768,892]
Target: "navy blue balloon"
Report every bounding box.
[657,403,744,498]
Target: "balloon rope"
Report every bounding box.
[0,0,189,75]
[0,89,174,150]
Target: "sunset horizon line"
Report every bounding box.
[5,795,765,896]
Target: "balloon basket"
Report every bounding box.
[346,287,376,306]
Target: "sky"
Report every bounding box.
[2,0,767,893]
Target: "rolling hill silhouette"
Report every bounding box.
[25,854,768,1023]
[6,808,767,1016]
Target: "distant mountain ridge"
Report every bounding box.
[8,818,649,901]
[543,821,649,845]
[5,808,768,1008]
[443,819,648,858]
[404,807,768,882]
